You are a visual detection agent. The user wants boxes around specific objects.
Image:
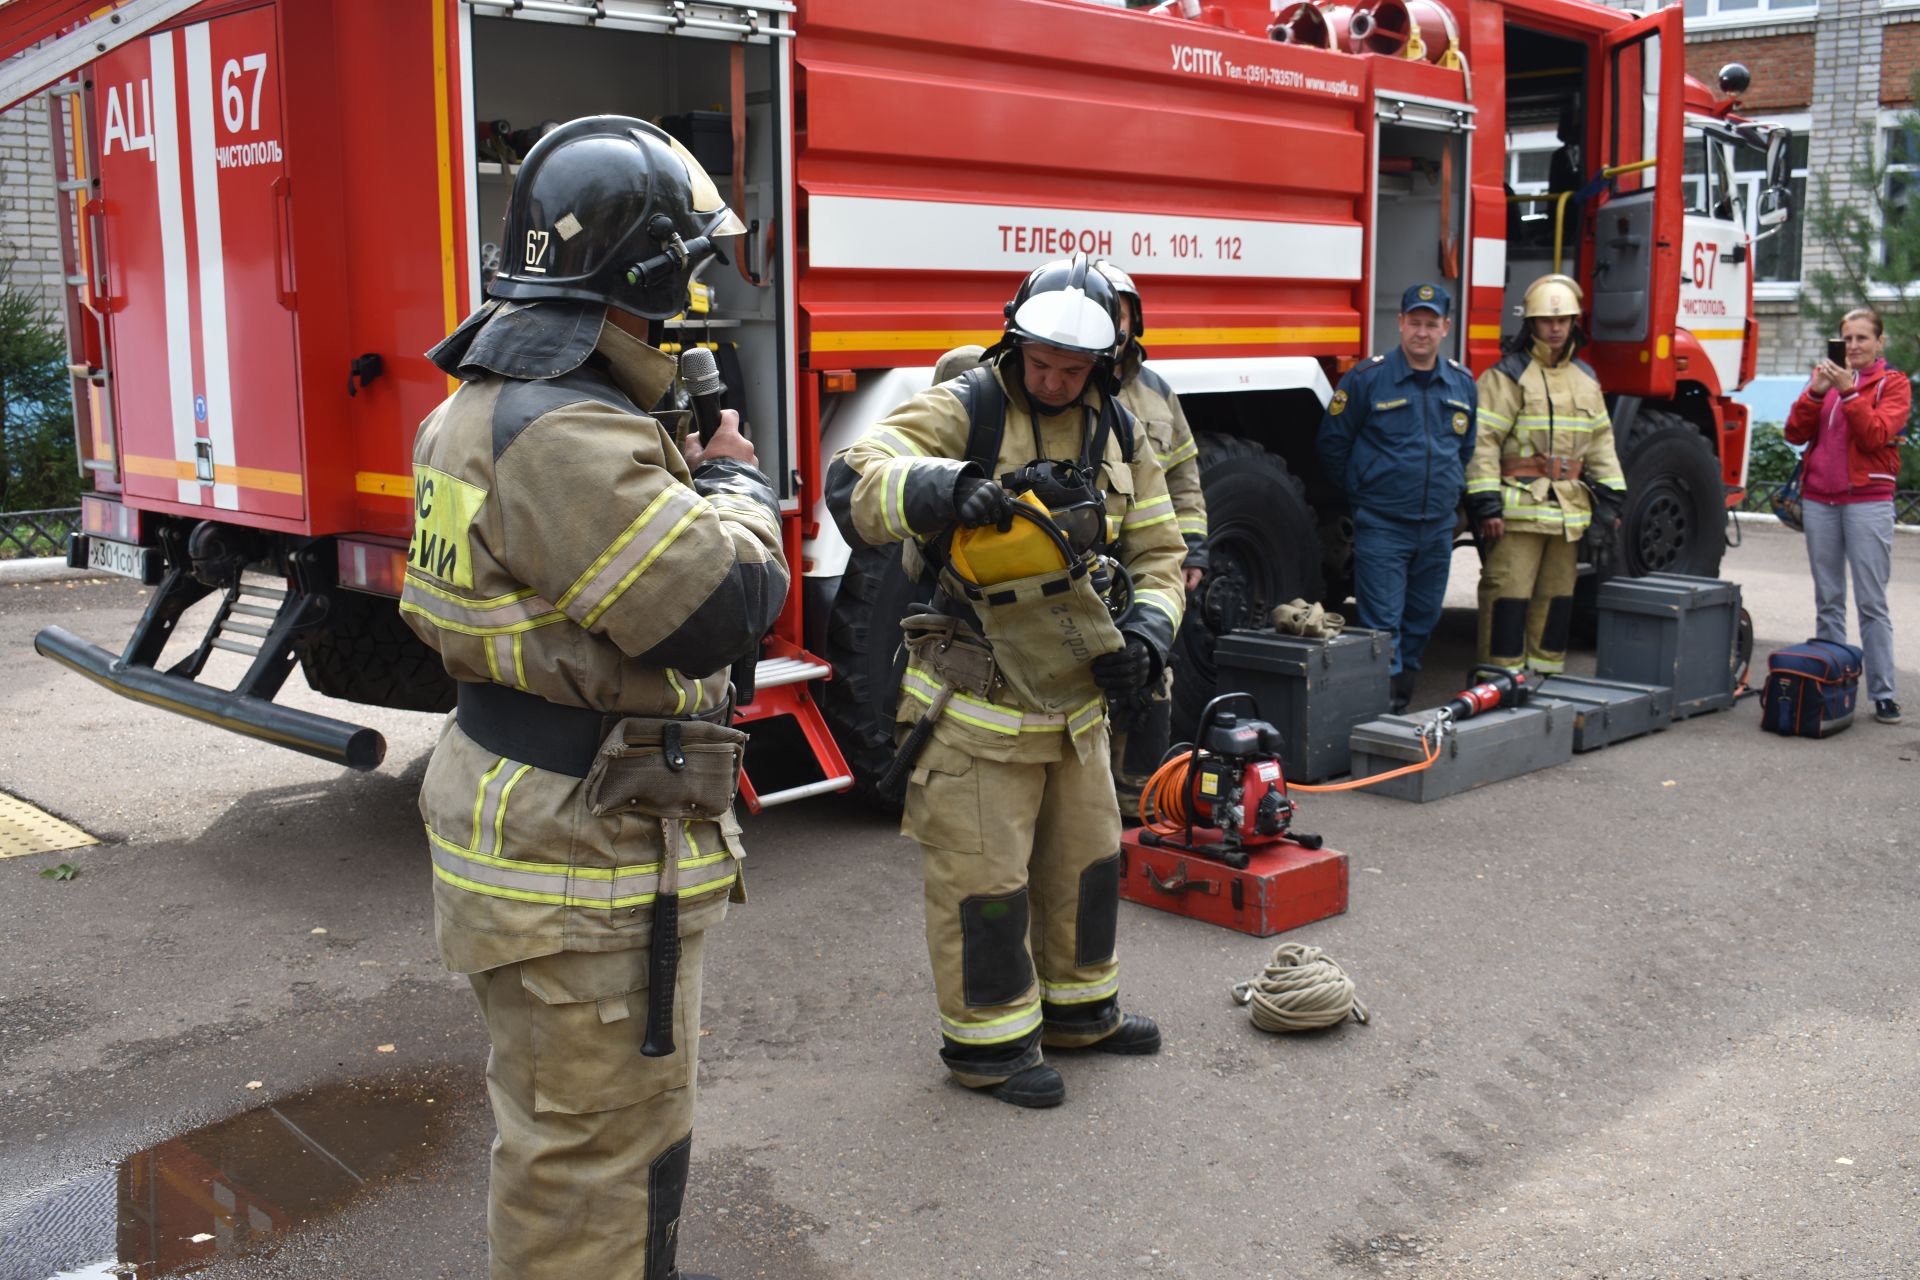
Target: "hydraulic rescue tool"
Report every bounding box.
[1138,693,1322,869]
[1439,666,1534,724]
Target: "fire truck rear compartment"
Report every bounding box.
[467,15,789,487]
[1372,120,1467,358]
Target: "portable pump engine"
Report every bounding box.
[1139,693,1322,869]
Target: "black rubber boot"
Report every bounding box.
[1082,1013,1161,1056]
[986,1063,1066,1108]
[1390,669,1417,714]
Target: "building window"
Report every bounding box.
[1682,0,1815,18]
[1881,113,1919,274]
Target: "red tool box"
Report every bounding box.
[1119,827,1348,938]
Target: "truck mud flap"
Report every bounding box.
[34,624,385,771]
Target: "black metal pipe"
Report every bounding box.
[34,624,386,771]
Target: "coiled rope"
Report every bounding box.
[1232,943,1369,1032]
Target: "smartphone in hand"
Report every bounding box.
[1827,337,1847,365]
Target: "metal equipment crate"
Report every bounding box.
[1535,674,1675,751]
[1211,628,1392,783]
[1120,829,1348,937]
[1347,702,1575,802]
[1593,574,1741,718]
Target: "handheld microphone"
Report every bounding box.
[680,346,726,446]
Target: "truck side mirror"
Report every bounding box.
[1756,184,1793,232]
[1765,129,1790,190]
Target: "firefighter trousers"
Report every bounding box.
[1477,529,1579,673]
[466,933,707,1280]
[1110,670,1174,809]
[903,731,1126,1088]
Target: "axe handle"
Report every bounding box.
[877,685,953,804]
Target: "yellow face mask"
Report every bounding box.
[946,493,1074,587]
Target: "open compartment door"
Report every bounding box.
[1585,5,1684,395]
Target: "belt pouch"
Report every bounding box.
[966,566,1123,714]
[584,715,749,820]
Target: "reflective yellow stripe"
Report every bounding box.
[941,1000,1044,1044]
[1136,588,1183,629]
[556,484,711,626]
[491,764,531,857]
[1177,515,1209,536]
[1040,968,1119,1004]
[902,666,1076,735]
[426,823,737,908]
[666,668,689,716]
[1464,478,1502,492]
[512,634,526,690]
[1122,495,1174,530]
[400,575,566,635]
[1068,697,1106,738]
[470,757,506,850]
[1164,438,1199,469]
[1478,409,1513,428]
[883,459,913,540]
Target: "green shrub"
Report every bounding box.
[0,264,77,513]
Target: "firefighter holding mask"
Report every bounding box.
[826,254,1187,1108]
[1466,273,1626,674]
[399,117,787,1280]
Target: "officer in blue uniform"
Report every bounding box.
[1317,282,1477,711]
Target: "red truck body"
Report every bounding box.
[10,0,1789,795]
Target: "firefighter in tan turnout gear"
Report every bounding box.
[1095,259,1208,806]
[1466,273,1627,674]
[826,255,1188,1108]
[399,117,786,1280]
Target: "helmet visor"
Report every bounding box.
[1010,287,1117,355]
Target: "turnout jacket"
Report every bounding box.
[825,363,1188,764]
[1317,346,1478,523]
[1466,340,1625,540]
[399,300,788,973]
[1115,349,1209,569]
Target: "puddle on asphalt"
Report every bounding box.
[3,1077,466,1279]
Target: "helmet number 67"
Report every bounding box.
[525,230,551,274]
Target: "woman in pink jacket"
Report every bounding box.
[1785,307,1910,723]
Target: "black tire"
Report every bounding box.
[821,543,934,809]
[1619,414,1727,578]
[296,588,456,712]
[1170,437,1324,740]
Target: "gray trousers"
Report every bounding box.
[1802,499,1897,701]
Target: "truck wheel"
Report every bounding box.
[822,543,933,809]
[1171,436,1324,740]
[1620,415,1726,578]
[296,588,456,713]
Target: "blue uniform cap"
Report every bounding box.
[1400,282,1451,317]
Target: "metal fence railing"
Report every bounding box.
[1738,487,1920,524]
[0,507,81,560]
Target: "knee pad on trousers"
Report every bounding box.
[961,889,1034,1007]
[1490,598,1529,660]
[647,1133,692,1279]
[1540,595,1574,654]
[1076,853,1122,966]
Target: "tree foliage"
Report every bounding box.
[0,262,77,512]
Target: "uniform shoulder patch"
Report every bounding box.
[1452,410,1470,435]
[1329,389,1349,416]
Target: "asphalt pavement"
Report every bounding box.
[1,520,1916,1280]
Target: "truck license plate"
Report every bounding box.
[86,537,150,580]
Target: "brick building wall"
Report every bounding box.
[0,93,66,322]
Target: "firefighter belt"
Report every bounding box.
[1501,455,1585,482]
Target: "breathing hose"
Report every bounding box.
[1233,942,1369,1032]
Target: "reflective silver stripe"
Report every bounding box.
[902,666,1080,735]
[1067,698,1106,738]
[940,1000,1043,1045]
[1040,968,1119,1004]
[401,576,565,633]
[427,827,737,909]
[557,483,712,627]
[472,759,521,858]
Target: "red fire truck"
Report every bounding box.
[6,0,1792,803]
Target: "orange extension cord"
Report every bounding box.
[1137,730,1444,834]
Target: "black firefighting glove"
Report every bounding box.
[1581,482,1625,562]
[1091,635,1155,693]
[954,475,1016,532]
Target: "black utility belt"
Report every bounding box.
[455,682,727,778]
